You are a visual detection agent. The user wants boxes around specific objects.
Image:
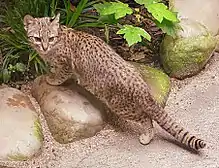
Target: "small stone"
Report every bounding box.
[15,84,20,89]
[0,86,43,161]
[31,76,105,144]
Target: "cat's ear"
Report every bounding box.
[51,13,60,30]
[23,15,35,31]
[51,13,60,25]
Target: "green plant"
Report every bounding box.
[0,0,103,83]
[0,0,179,83]
[93,0,180,46]
[0,52,26,83]
[0,0,52,83]
[61,0,104,28]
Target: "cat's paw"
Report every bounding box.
[139,128,154,145]
[139,134,153,145]
[72,72,81,85]
[46,75,64,86]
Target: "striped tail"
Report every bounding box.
[152,108,206,150]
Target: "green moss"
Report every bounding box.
[216,35,219,52]
[160,21,217,79]
[33,118,44,142]
[131,62,171,106]
[7,153,29,161]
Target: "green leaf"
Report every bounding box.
[49,0,58,17]
[117,25,151,46]
[15,63,26,72]
[98,14,118,24]
[94,2,133,20]
[147,3,179,23]
[8,64,14,72]
[63,0,72,24]
[75,22,105,28]
[135,0,161,6]
[85,0,102,8]
[68,0,89,27]
[155,18,181,37]
[2,69,11,83]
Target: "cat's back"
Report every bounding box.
[61,27,150,95]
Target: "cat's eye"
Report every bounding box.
[49,37,55,42]
[34,37,41,42]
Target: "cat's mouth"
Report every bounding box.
[34,45,50,55]
[40,49,50,55]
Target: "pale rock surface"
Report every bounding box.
[170,0,219,52]
[31,76,105,144]
[0,86,43,161]
[170,0,219,35]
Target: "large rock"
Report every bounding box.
[0,86,43,161]
[169,0,219,56]
[131,62,171,107]
[169,0,219,36]
[160,19,217,79]
[216,35,219,52]
[31,76,105,144]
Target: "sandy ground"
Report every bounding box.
[1,53,219,168]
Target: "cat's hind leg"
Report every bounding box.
[125,116,154,145]
[108,108,154,145]
[138,117,154,145]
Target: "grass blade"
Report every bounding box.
[68,0,88,27]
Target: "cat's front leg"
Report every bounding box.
[70,61,82,85]
[46,64,72,86]
[46,73,65,86]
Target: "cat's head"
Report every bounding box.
[24,13,60,55]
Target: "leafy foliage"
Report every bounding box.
[93,0,180,46]
[135,0,161,6]
[0,0,180,83]
[0,0,99,83]
[134,0,180,36]
[0,0,51,83]
[117,25,151,46]
[94,2,133,20]
[147,3,178,23]
[62,0,104,28]
[155,18,181,37]
[63,0,89,27]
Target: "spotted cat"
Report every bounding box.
[24,13,206,151]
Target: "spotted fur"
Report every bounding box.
[24,14,206,151]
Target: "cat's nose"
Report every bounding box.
[42,42,48,51]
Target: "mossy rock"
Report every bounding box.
[0,86,43,161]
[130,62,171,107]
[215,35,219,52]
[160,19,217,79]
